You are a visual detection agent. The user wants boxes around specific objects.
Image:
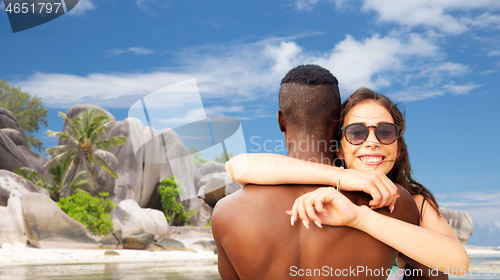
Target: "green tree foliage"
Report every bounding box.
[14,165,88,201]
[57,192,116,236]
[0,80,48,152]
[189,147,234,167]
[158,176,197,226]
[189,147,210,167]
[213,151,234,164]
[46,107,126,197]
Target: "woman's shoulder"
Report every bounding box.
[412,194,425,213]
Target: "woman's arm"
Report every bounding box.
[226,153,398,209]
[289,188,469,276]
[226,153,336,186]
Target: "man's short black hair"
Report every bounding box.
[281,64,338,86]
[279,65,341,135]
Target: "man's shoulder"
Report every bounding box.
[389,184,419,226]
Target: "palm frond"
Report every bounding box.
[93,149,119,163]
[96,136,127,150]
[46,144,78,157]
[94,154,118,179]
[72,171,89,189]
[44,148,77,169]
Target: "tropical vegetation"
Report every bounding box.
[0,79,48,152]
[57,192,116,236]
[158,176,197,226]
[189,147,234,167]
[46,108,126,197]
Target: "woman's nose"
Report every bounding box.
[363,128,380,148]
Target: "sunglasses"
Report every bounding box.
[341,123,401,145]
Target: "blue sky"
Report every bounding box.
[1,0,499,246]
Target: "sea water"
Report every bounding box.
[1,255,499,280]
[0,262,221,280]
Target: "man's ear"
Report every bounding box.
[277,111,286,132]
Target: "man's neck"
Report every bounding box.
[285,131,337,165]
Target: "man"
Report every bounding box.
[212,65,419,279]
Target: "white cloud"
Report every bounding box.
[128,47,154,55]
[361,0,500,34]
[292,0,347,11]
[292,0,500,34]
[136,0,172,13]
[159,108,206,124]
[18,71,194,108]
[488,50,500,56]
[156,106,244,125]
[425,62,470,77]
[294,0,321,11]
[437,191,500,225]
[442,82,481,95]
[104,47,154,57]
[387,87,445,102]
[16,33,476,108]
[479,70,496,75]
[312,33,439,94]
[205,106,244,115]
[466,12,500,29]
[67,0,95,16]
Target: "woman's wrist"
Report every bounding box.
[348,205,371,230]
[328,165,340,187]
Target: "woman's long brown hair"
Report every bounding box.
[340,88,440,219]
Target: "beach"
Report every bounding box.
[0,242,219,280]
[1,243,499,279]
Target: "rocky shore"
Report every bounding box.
[0,226,217,267]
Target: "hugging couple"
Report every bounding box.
[211,65,468,280]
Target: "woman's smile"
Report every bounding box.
[357,154,385,165]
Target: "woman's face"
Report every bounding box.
[339,100,398,175]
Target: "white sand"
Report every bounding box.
[0,242,217,267]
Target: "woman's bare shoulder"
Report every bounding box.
[412,194,425,213]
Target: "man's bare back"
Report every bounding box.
[212,183,419,280]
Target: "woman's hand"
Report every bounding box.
[339,169,398,211]
[287,187,363,229]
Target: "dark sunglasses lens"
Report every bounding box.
[376,124,398,144]
[345,125,367,144]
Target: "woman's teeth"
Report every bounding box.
[359,156,384,163]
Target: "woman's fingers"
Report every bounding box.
[361,171,398,209]
[366,183,382,208]
[304,197,321,228]
[342,169,401,210]
[288,188,332,228]
[295,196,310,228]
[290,197,300,226]
[373,175,391,209]
[379,172,398,207]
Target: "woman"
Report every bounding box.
[225,88,469,277]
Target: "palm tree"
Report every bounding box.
[46,107,126,197]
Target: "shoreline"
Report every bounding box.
[0,243,217,267]
[0,242,217,267]
[1,243,499,267]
